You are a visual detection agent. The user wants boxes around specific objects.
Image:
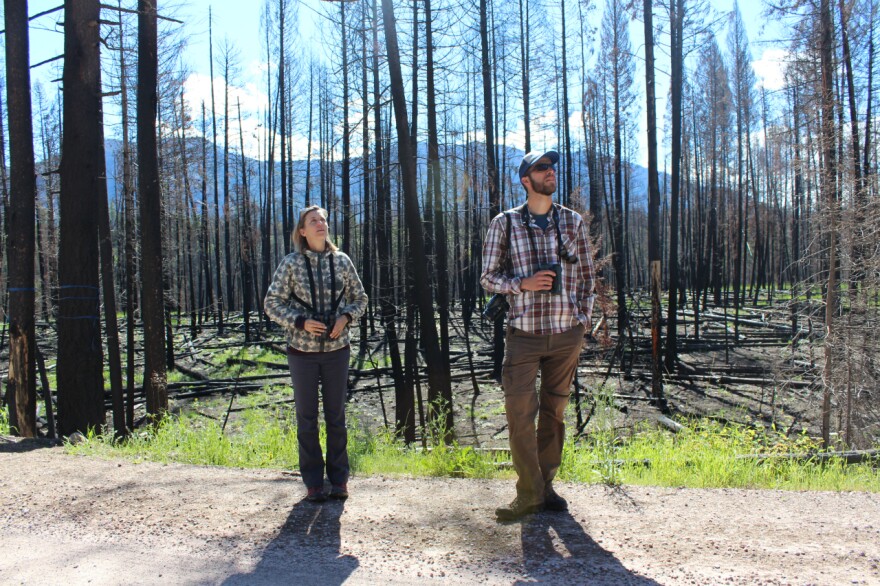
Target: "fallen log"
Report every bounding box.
[736,449,880,466]
[691,309,815,337]
[656,415,685,433]
[225,357,288,371]
[174,363,210,381]
[630,371,815,390]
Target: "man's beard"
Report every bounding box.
[530,174,556,196]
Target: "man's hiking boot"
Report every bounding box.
[495,496,543,521]
[306,486,327,503]
[543,484,568,512]
[329,484,349,500]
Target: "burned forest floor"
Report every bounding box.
[7,294,878,449]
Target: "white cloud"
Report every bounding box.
[753,48,788,91]
[184,73,269,120]
[183,72,272,160]
[500,109,564,154]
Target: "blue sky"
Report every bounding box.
[17,0,786,168]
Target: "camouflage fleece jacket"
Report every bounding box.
[264,249,368,353]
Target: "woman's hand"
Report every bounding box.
[303,319,327,336]
[328,315,350,339]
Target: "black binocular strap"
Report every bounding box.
[518,203,574,270]
[289,290,314,313]
[304,256,318,311]
[302,253,347,314]
[328,253,347,312]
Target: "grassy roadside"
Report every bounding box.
[63,406,880,492]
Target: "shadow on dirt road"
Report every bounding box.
[223,497,358,585]
[516,511,661,585]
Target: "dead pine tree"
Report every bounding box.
[339,0,352,253]
[425,0,450,376]
[96,6,126,437]
[643,0,668,412]
[57,0,107,436]
[237,99,254,342]
[138,0,168,419]
[519,0,531,153]
[599,0,634,346]
[4,0,37,437]
[357,0,374,346]
[818,0,839,448]
[479,0,503,380]
[118,1,138,429]
[221,41,238,315]
[367,0,408,441]
[209,8,224,333]
[559,0,573,208]
[665,0,685,371]
[277,0,290,253]
[380,0,453,441]
[728,1,756,342]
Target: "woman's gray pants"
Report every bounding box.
[287,345,351,489]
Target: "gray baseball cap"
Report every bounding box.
[518,150,559,178]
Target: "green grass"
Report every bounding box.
[559,419,880,491]
[67,408,300,468]
[64,408,880,492]
[0,408,9,435]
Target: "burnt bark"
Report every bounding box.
[57,0,106,435]
[4,0,37,437]
[138,0,168,419]
[381,0,453,439]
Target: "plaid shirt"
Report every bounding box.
[480,203,595,335]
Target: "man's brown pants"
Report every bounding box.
[502,324,584,505]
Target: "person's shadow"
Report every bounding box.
[516,510,661,585]
[223,496,358,585]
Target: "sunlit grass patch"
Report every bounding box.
[166,369,192,384]
[559,418,880,491]
[66,409,299,469]
[64,409,879,492]
[0,408,10,435]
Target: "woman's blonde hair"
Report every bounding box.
[292,205,338,253]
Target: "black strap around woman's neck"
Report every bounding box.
[302,252,346,314]
[303,255,318,310]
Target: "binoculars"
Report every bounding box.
[311,311,337,337]
[538,262,562,295]
[482,262,562,323]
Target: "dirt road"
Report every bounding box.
[1,437,877,585]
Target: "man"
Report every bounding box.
[480,150,595,521]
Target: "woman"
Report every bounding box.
[264,205,368,502]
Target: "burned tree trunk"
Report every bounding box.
[643,0,667,411]
[57,0,106,435]
[665,0,684,371]
[480,0,504,380]
[371,0,409,441]
[138,0,168,418]
[819,0,838,448]
[4,0,37,437]
[425,0,450,374]
[380,0,453,439]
